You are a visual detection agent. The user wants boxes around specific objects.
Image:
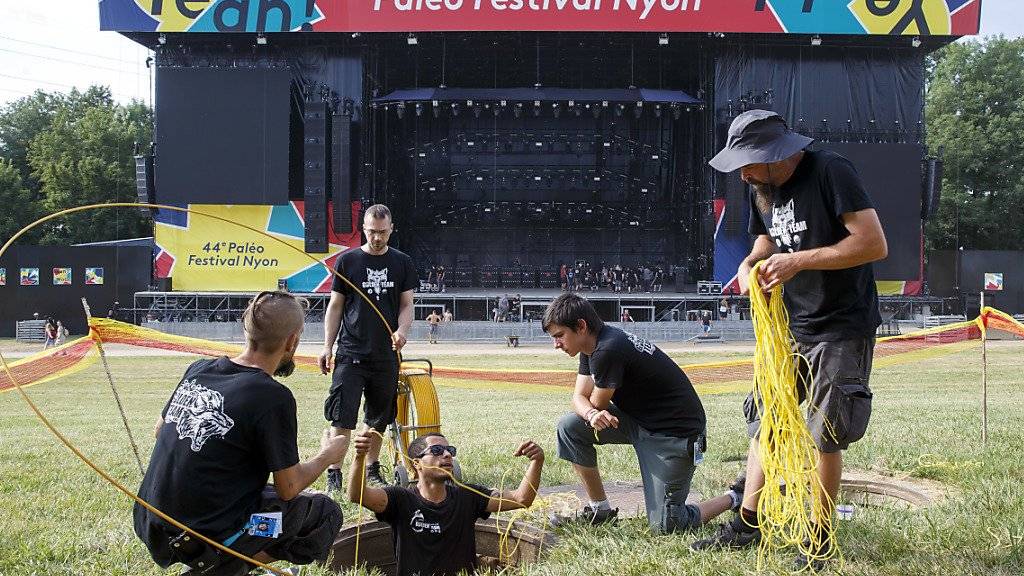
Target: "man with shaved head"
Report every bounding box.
[135,291,346,575]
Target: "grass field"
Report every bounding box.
[1,343,1022,575]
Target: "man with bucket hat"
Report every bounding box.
[692,110,888,570]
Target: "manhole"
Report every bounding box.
[328,518,555,575]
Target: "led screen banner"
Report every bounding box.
[153,202,362,292]
[100,0,982,35]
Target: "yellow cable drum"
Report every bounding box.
[395,361,442,460]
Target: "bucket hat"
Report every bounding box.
[709,109,814,173]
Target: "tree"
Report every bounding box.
[4,86,152,242]
[925,36,1024,251]
[0,159,42,244]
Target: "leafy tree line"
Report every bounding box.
[0,86,152,245]
[926,36,1024,251]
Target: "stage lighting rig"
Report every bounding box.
[256,33,267,45]
[659,33,669,46]
[407,33,418,45]
[811,35,822,46]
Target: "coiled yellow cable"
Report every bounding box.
[747,263,837,570]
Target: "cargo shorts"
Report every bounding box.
[744,337,875,453]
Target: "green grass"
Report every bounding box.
[1,346,1022,575]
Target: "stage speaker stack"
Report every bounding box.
[134,153,155,212]
[697,281,723,295]
[723,173,747,234]
[332,112,353,233]
[921,156,943,220]
[304,101,331,254]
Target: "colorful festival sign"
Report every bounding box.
[20,268,39,286]
[153,201,361,292]
[984,273,1004,291]
[85,268,105,285]
[52,268,72,286]
[99,0,982,35]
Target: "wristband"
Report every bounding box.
[585,408,599,424]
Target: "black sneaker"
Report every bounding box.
[326,468,343,495]
[690,520,761,551]
[366,461,388,486]
[793,535,834,572]
[550,506,619,528]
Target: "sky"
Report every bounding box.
[0,0,1022,108]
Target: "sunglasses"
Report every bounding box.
[419,444,457,458]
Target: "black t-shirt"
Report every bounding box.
[748,150,882,342]
[375,483,492,576]
[133,357,299,566]
[579,326,705,438]
[332,246,417,359]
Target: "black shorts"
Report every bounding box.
[324,355,398,432]
[745,337,875,453]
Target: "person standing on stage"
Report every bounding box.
[694,109,886,570]
[319,204,417,494]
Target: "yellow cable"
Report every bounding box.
[747,263,837,571]
[0,202,407,575]
[353,429,564,568]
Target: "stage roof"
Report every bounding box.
[100,0,982,36]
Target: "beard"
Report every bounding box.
[752,182,776,214]
[274,356,296,378]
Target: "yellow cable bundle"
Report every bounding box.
[747,264,836,570]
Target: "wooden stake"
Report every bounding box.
[82,298,146,476]
[980,291,988,447]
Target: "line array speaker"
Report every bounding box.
[921,156,943,220]
[332,113,353,233]
[134,154,155,212]
[723,173,747,234]
[304,102,331,253]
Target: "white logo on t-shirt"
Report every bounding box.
[625,332,655,355]
[410,509,441,534]
[165,378,235,452]
[363,267,395,300]
[767,199,807,253]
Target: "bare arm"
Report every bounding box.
[319,291,345,374]
[571,374,619,431]
[153,415,164,438]
[571,374,597,418]
[737,235,778,295]
[273,430,348,501]
[392,289,415,351]
[347,431,389,513]
[486,441,544,512]
[759,208,888,291]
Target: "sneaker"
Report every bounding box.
[252,567,302,575]
[326,468,343,495]
[550,505,619,528]
[793,535,833,572]
[366,461,388,486]
[690,520,761,551]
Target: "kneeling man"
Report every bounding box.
[545,293,738,533]
[134,291,346,575]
